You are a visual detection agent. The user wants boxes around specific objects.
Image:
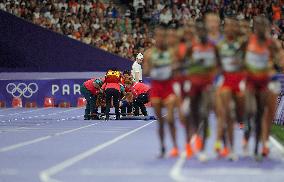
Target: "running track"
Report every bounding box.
[0,108,283,182]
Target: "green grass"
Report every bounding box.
[271,124,284,145]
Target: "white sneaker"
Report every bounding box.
[198,152,208,162]
[243,145,249,157]
[227,152,239,161]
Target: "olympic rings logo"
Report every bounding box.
[6,83,39,98]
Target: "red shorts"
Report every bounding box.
[220,72,245,95]
[151,80,174,100]
[246,74,269,92]
[172,75,187,97]
[184,74,213,97]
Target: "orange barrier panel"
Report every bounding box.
[77,97,86,107]
[12,97,22,108]
[44,97,55,107]
[59,102,71,108]
[25,101,37,108]
[0,101,6,108]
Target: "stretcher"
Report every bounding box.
[89,113,156,120]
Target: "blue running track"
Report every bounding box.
[0,108,283,182]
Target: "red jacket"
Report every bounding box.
[102,82,121,91]
[130,82,150,98]
[84,79,100,95]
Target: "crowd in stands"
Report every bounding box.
[0,0,284,59]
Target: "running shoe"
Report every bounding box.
[227,152,238,161]
[198,152,208,162]
[242,138,249,157]
[220,147,230,157]
[214,140,222,153]
[169,147,179,157]
[262,146,270,157]
[195,135,203,152]
[185,143,193,159]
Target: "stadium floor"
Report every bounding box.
[0,108,284,182]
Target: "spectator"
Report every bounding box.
[159,6,172,26]
[133,0,145,11]
[0,0,283,61]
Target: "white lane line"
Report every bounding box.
[0,113,84,134]
[170,151,187,182]
[0,108,17,112]
[8,108,52,116]
[0,127,29,133]
[0,168,18,176]
[180,168,284,176]
[0,108,81,123]
[0,108,50,117]
[0,136,52,153]
[170,136,284,182]
[39,120,155,182]
[0,122,100,153]
[80,168,168,176]
[270,136,284,154]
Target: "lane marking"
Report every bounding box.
[80,168,169,176]
[0,108,18,112]
[8,108,52,116]
[0,121,100,153]
[0,108,50,117]
[0,127,31,133]
[170,151,188,182]
[0,168,18,176]
[269,136,284,154]
[180,168,284,176]
[170,124,284,182]
[0,108,82,123]
[0,136,52,152]
[39,120,155,182]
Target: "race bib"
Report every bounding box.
[150,65,172,80]
[268,81,281,94]
[183,80,192,93]
[173,82,182,97]
[221,57,241,72]
[192,51,216,67]
[245,51,269,70]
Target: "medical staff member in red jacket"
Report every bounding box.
[125,79,150,116]
[102,69,125,120]
[80,78,103,120]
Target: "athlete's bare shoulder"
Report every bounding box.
[144,48,153,60]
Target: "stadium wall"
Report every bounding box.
[0,10,132,72]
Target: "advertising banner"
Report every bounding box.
[0,79,86,107]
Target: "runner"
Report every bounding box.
[216,17,246,161]
[183,21,219,161]
[243,16,283,159]
[143,26,179,158]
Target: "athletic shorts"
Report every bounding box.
[150,80,174,100]
[246,74,269,92]
[172,75,187,97]
[219,72,246,95]
[183,74,213,97]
